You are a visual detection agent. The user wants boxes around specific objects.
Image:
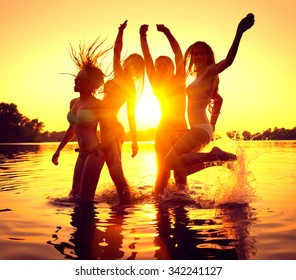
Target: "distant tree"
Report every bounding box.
[226,130,242,140]
[242,130,252,140]
[0,103,22,142]
[227,127,296,141]
[39,130,77,142]
[0,102,44,142]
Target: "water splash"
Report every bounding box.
[211,145,257,206]
[188,135,257,207]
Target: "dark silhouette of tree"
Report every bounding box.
[226,130,241,140]
[1,102,295,142]
[39,131,78,142]
[0,102,44,142]
[227,127,296,141]
[242,130,252,140]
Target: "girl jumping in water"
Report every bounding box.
[164,13,255,175]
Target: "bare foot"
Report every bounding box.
[211,147,237,161]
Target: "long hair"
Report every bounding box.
[184,41,215,77]
[69,38,111,92]
[122,53,145,96]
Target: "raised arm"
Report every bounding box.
[139,25,157,84]
[113,20,127,77]
[156,24,184,78]
[210,13,255,75]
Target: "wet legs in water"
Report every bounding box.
[70,149,105,202]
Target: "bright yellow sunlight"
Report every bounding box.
[135,86,161,130]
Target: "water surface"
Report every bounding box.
[0,140,295,260]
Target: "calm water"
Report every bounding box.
[0,140,295,260]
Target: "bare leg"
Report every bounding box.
[164,128,209,170]
[154,167,171,195]
[210,146,237,161]
[70,155,84,197]
[174,170,188,191]
[154,143,171,195]
[79,150,105,201]
[154,131,171,195]
[105,141,131,205]
[154,129,189,194]
[107,162,131,204]
[103,124,132,205]
[164,128,236,174]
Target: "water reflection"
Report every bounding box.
[47,201,256,260]
[47,204,132,260]
[0,144,40,192]
[217,205,257,259]
[0,144,39,160]
[154,203,256,260]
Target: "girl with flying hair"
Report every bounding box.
[52,38,110,202]
[164,13,255,175]
[101,20,145,204]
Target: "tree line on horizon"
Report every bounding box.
[1,102,295,143]
[0,102,44,142]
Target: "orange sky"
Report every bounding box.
[1,0,295,134]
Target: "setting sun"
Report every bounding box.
[135,85,161,130]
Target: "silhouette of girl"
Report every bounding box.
[164,14,255,174]
[140,24,188,195]
[101,20,145,204]
[52,39,109,202]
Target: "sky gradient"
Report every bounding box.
[1,0,295,133]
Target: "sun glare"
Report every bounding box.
[136,87,161,130]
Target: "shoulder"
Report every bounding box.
[70,98,79,108]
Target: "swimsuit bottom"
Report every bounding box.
[190,123,213,141]
[75,146,103,160]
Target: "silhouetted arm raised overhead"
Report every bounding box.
[139,24,157,84]
[157,24,184,78]
[210,13,255,76]
[114,20,127,77]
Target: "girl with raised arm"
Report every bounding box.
[164,14,255,174]
[140,24,188,195]
[101,20,145,203]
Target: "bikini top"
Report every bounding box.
[67,110,98,126]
